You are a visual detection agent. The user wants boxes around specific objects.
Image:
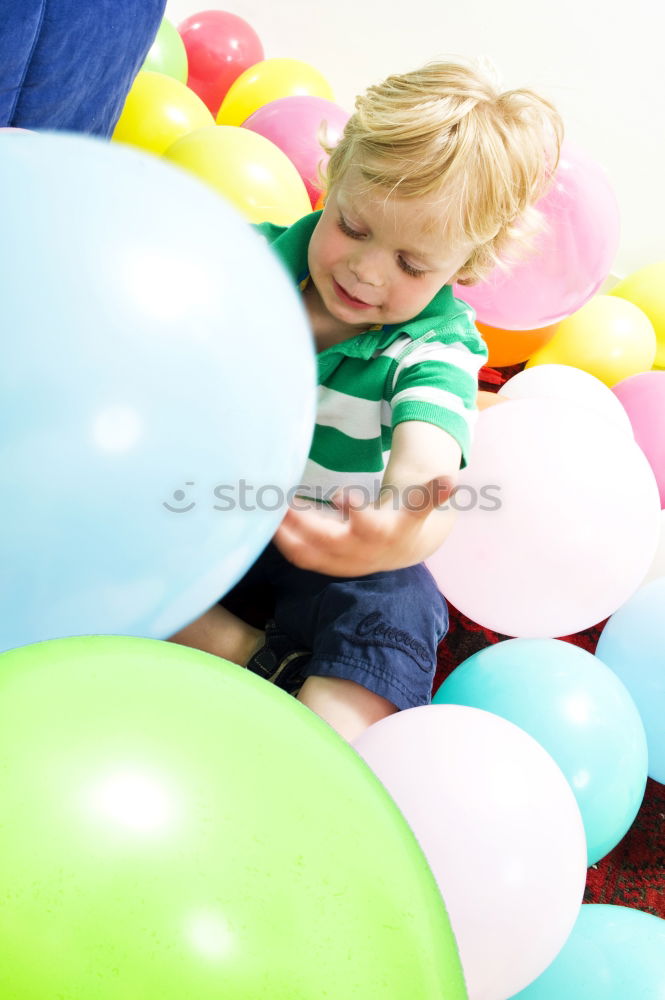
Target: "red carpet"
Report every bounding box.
[432,363,665,919]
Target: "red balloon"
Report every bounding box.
[178,10,264,116]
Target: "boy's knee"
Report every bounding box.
[297,675,398,742]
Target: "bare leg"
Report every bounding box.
[169,604,263,666]
[297,675,398,742]
[172,613,398,742]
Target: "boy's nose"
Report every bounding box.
[349,249,384,287]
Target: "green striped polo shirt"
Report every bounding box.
[255,211,488,502]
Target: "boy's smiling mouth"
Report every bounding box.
[332,277,376,310]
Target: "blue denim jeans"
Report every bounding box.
[222,543,449,710]
[0,0,166,135]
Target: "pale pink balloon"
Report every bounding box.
[498,364,634,437]
[426,397,660,637]
[242,95,349,206]
[613,371,665,508]
[354,705,587,1000]
[0,127,34,134]
[455,141,620,330]
[641,509,665,585]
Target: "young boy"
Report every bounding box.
[172,59,563,741]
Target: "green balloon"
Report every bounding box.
[142,18,188,83]
[0,636,466,999]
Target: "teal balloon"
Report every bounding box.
[0,131,315,652]
[596,577,665,783]
[143,17,189,82]
[0,636,467,999]
[510,904,665,999]
[434,638,647,864]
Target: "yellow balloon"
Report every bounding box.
[610,261,665,369]
[112,71,214,155]
[163,125,311,226]
[217,58,334,127]
[525,294,656,387]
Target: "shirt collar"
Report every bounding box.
[269,209,459,361]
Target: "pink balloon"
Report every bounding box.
[426,398,660,637]
[455,141,620,330]
[613,371,665,508]
[0,127,34,134]
[354,705,587,1000]
[242,96,349,207]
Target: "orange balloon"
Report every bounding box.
[476,321,559,368]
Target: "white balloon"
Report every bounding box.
[640,508,665,586]
[354,705,587,1000]
[426,398,660,637]
[499,364,633,436]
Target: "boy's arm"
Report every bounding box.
[379,419,462,557]
[272,420,461,577]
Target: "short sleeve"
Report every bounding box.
[251,220,288,245]
[389,326,488,468]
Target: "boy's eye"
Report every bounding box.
[337,216,364,239]
[337,214,426,277]
[398,256,426,278]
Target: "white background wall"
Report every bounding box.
[165,0,664,277]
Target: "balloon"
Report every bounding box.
[426,399,660,637]
[142,17,188,82]
[476,320,558,367]
[511,904,665,999]
[112,70,214,154]
[0,131,316,652]
[499,364,634,436]
[217,58,334,127]
[354,705,586,1000]
[243,95,349,207]
[640,508,665,586]
[610,261,665,369]
[595,578,665,783]
[525,295,656,387]
[455,142,621,330]
[0,635,467,999]
[613,371,665,506]
[163,125,311,226]
[435,638,647,865]
[0,126,34,134]
[178,9,264,116]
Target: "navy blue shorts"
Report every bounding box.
[0,0,166,135]
[221,543,449,710]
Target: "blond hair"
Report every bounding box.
[321,59,563,284]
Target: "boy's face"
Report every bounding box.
[307,166,475,333]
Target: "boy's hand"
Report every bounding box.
[272,477,455,577]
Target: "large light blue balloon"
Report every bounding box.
[0,132,316,651]
[434,638,647,865]
[596,577,665,783]
[510,904,665,999]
